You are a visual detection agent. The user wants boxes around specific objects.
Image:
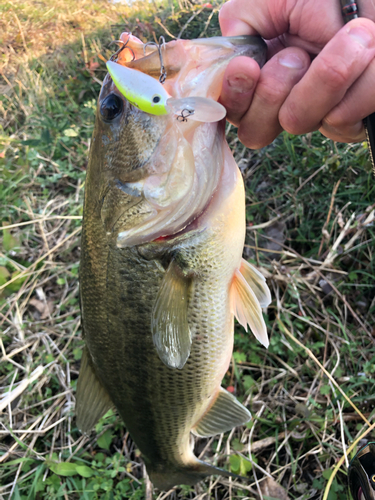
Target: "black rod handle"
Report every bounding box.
[340,1,375,172]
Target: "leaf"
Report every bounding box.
[231,439,243,452]
[76,465,94,478]
[312,477,324,490]
[64,128,79,137]
[29,298,54,319]
[327,490,337,500]
[239,456,252,476]
[323,469,333,480]
[10,484,22,500]
[233,352,246,363]
[97,429,113,451]
[229,455,241,473]
[2,228,20,251]
[6,271,27,293]
[260,476,290,500]
[243,375,256,391]
[73,348,83,361]
[41,129,52,144]
[21,139,41,146]
[49,461,78,476]
[320,384,331,395]
[0,266,10,286]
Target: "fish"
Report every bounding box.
[76,33,270,490]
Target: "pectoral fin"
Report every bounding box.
[166,97,226,122]
[151,260,191,370]
[230,268,269,348]
[76,347,114,433]
[193,388,251,437]
[240,258,271,308]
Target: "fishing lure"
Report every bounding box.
[106,60,226,123]
[348,442,375,500]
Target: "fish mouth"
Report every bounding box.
[111,35,266,248]
[150,199,209,244]
[117,33,267,79]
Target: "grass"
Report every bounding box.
[1,0,375,499]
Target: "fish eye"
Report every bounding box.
[100,93,123,121]
[152,95,161,104]
[372,474,375,483]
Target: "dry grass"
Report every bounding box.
[1,1,375,499]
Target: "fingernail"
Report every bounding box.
[227,73,255,93]
[278,53,305,70]
[347,26,374,48]
[352,121,365,137]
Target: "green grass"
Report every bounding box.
[1,0,375,499]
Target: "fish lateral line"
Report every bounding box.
[106,60,226,122]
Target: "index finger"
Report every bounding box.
[219,0,343,40]
[279,18,375,135]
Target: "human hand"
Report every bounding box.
[219,0,375,148]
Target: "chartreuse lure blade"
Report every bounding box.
[106,60,169,115]
[106,61,226,122]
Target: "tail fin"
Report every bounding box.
[148,459,242,490]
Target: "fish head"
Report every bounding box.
[85,72,168,241]
[87,34,266,247]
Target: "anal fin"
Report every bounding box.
[151,260,191,370]
[76,347,114,433]
[230,268,269,348]
[193,387,251,437]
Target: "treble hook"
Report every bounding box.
[177,109,195,122]
[143,36,167,84]
[109,34,135,62]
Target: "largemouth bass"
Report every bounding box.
[76,33,270,490]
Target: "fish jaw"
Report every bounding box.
[121,34,267,91]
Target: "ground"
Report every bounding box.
[1,1,375,499]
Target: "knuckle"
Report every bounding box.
[238,127,262,149]
[279,102,304,135]
[316,55,351,92]
[237,128,256,148]
[322,114,342,132]
[257,80,286,108]
[323,99,353,130]
[238,123,277,149]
